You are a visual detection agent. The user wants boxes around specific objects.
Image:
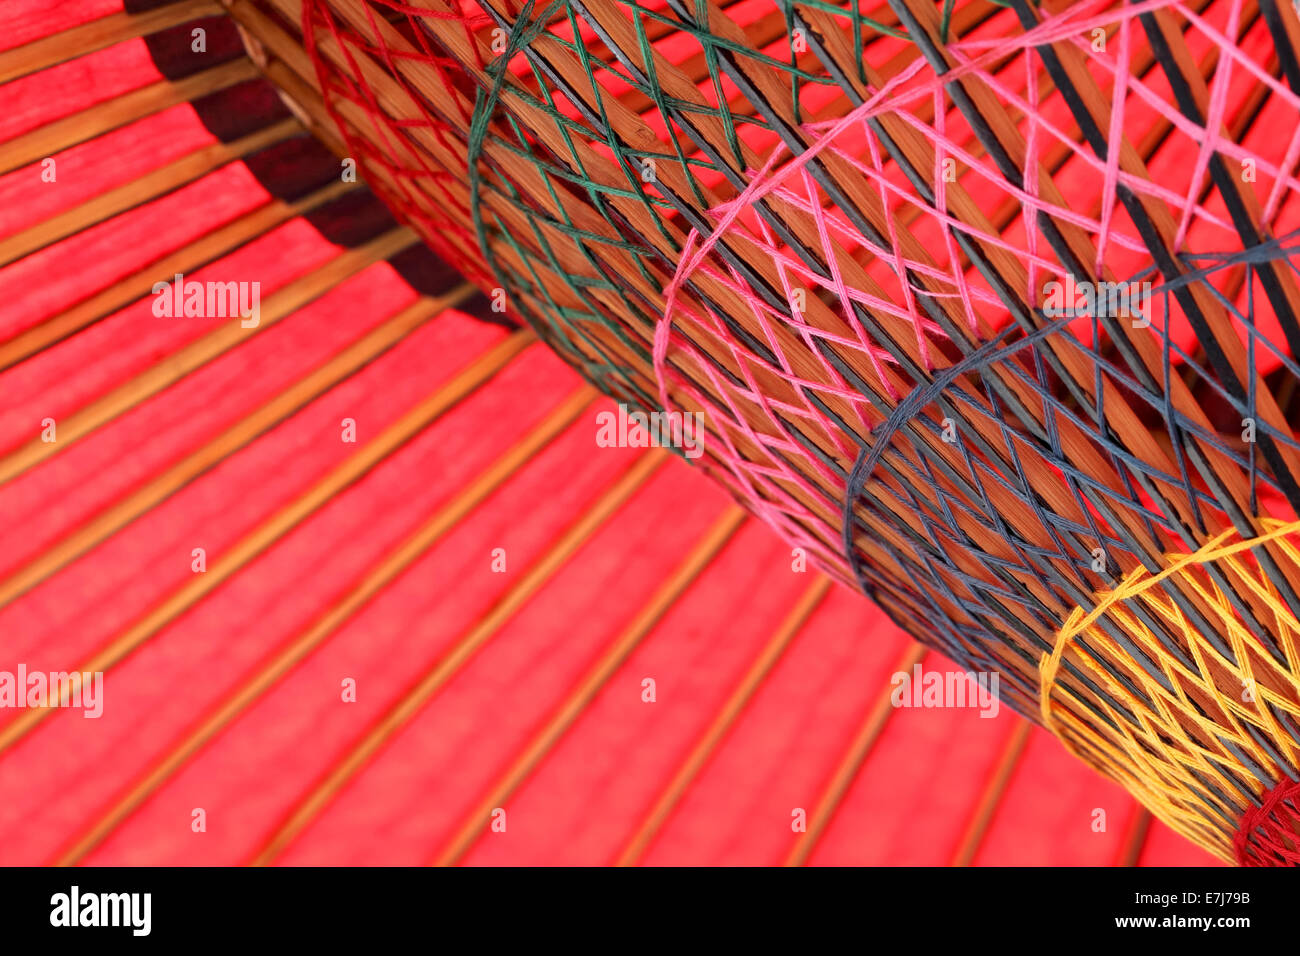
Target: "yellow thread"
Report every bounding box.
[1038,518,1300,862]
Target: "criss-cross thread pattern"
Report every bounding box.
[285,0,1300,861]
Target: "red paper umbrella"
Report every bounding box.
[0,0,1215,867]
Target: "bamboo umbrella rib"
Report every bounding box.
[0,117,302,267]
[1117,808,1154,867]
[0,0,222,85]
[0,177,360,371]
[248,447,671,866]
[614,575,833,866]
[0,58,260,175]
[0,327,536,758]
[948,719,1032,866]
[783,642,928,866]
[0,226,417,487]
[50,383,598,866]
[431,505,749,866]
[0,285,475,611]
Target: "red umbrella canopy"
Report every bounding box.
[0,0,1216,866]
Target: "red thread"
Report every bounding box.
[301,0,492,287]
[1234,776,1300,866]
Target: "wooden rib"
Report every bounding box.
[224,1,380,167]
[0,177,359,370]
[783,642,926,866]
[249,447,671,866]
[258,59,352,158]
[51,383,596,867]
[0,0,221,85]
[614,575,833,866]
[221,0,360,161]
[432,505,749,866]
[616,7,802,117]
[0,117,301,266]
[0,57,259,175]
[223,0,490,273]
[0,285,473,611]
[948,720,1031,866]
[0,328,535,757]
[1116,808,1153,867]
[0,226,416,487]
[622,1,989,186]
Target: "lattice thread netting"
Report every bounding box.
[237,0,1300,861]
